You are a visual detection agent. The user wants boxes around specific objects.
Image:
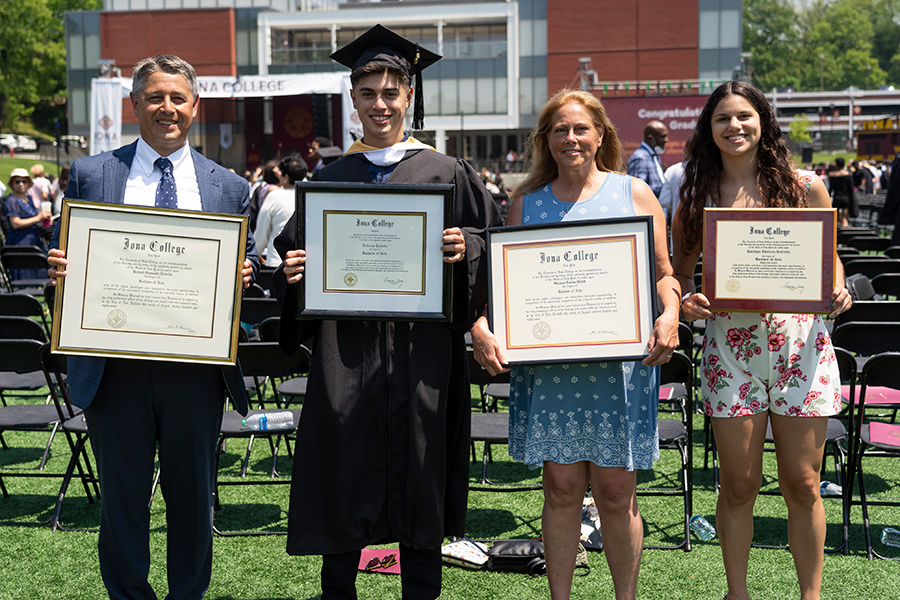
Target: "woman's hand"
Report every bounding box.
[282,249,306,285]
[441,227,466,263]
[829,285,852,319]
[471,316,509,376]
[643,308,680,366]
[680,292,712,321]
[47,249,67,285]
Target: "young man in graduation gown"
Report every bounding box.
[272,25,501,600]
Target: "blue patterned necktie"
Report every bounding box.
[154,157,178,209]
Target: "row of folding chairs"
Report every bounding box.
[0,288,311,535]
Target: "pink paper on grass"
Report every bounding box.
[868,421,900,447]
[358,548,401,575]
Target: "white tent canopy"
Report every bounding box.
[91,72,356,155]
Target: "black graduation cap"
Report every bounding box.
[330,24,441,130]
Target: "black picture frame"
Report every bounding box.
[295,181,454,321]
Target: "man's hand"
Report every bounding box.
[282,249,306,284]
[241,259,253,289]
[47,249,67,285]
[441,227,466,263]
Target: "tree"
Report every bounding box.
[0,0,101,132]
[856,0,900,83]
[789,113,813,144]
[744,0,804,91]
[779,0,887,91]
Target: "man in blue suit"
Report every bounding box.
[48,55,257,600]
[626,120,668,199]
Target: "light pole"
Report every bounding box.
[819,54,825,91]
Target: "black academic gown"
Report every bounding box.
[879,155,900,244]
[273,148,500,554]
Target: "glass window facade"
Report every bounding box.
[442,23,507,60]
[271,28,333,65]
[698,3,743,79]
[66,11,102,126]
[268,21,509,116]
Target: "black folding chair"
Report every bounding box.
[834,301,900,328]
[845,235,892,253]
[38,344,101,531]
[213,342,310,536]
[0,292,51,337]
[872,273,900,298]
[0,341,98,528]
[847,353,900,560]
[844,258,900,279]
[0,251,50,294]
[640,351,694,551]
[0,316,49,408]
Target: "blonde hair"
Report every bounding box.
[517,89,624,197]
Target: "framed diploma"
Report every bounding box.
[51,200,248,365]
[295,181,453,321]
[488,216,658,365]
[703,208,837,313]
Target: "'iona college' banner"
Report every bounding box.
[89,73,356,156]
[90,79,124,155]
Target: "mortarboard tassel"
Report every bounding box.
[413,46,424,130]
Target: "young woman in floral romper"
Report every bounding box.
[672,81,852,600]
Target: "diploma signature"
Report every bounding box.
[781,282,806,294]
[383,276,405,288]
[166,324,194,333]
[589,329,617,336]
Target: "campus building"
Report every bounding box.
[64,0,743,171]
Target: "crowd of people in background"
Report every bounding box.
[0,163,62,251]
[807,158,894,227]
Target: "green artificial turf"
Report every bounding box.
[1,388,899,599]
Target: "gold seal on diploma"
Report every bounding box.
[343,273,358,287]
[532,321,551,341]
[725,279,741,294]
[107,309,127,329]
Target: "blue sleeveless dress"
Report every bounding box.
[508,173,660,470]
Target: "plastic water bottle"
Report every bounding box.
[880,527,900,548]
[689,515,716,541]
[820,481,843,497]
[242,411,294,431]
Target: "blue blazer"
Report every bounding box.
[51,141,258,415]
[626,142,664,198]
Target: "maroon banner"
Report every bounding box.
[601,95,708,169]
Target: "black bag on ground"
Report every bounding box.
[486,540,546,576]
[485,540,590,577]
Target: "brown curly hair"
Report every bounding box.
[516,89,624,197]
[677,81,807,252]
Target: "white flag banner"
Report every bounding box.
[90,79,124,155]
[90,73,357,152]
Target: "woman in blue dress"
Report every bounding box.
[471,89,681,600]
[3,168,50,280]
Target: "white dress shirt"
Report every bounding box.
[124,138,202,210]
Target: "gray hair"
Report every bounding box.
[132,55,198,100]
